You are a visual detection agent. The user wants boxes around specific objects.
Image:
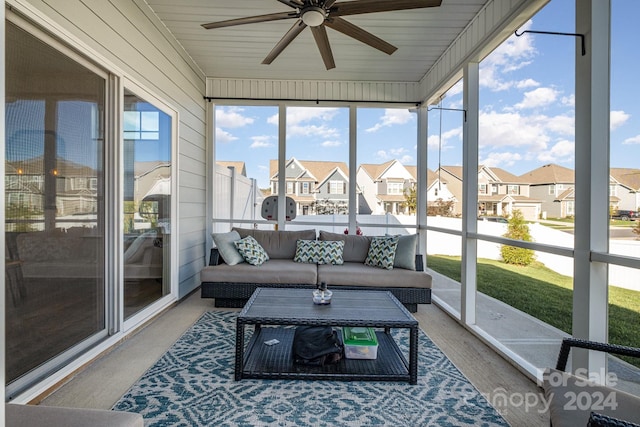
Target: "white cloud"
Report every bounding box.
[376,150,389,159]
[622,135,640,145]
[428,127,462,151]
[250,135,274,148]
[400,155,414,164]
[516,79,540,89]
[514,87,559,109]
[611,110,630,130]
[268,107,341,139]
[479,20,537,92]
[321,140,342,147]
[215,127,237,143]
[479,111,550,151]
[481,152,523,168]
[536,139,574,163]
[366,109,415,132]
[216,106,254,128]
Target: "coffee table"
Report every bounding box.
[235,287,419,384]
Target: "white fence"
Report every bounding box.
[211,173,639,291]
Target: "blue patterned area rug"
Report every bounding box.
[113,311,509,426]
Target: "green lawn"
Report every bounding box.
[426,255,640,368]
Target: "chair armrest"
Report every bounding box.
[588,412,640,427]
[556,338,640,371]
[415,254,424,271]
[209,248,225,266]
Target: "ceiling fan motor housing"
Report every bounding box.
[301,6,327,27]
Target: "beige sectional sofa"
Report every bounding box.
[200,228,432,312]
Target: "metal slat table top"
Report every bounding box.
[238,288,418,327]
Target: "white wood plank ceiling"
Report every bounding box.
[144,0,492,83]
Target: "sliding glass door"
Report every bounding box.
[5,21,107,393]
[122,88,172,319]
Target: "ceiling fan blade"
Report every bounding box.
[262,20,308,65]
[326,16,397,55]
[202,12,297,30]
[310,26,336,70]
[330,0,442,17]
[324,0,338,8]
[277,0,304,7]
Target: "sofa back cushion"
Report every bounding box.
[233,228,316,259]
[318,230,372,263]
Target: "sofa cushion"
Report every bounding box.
[201,259,317,285]
[318,231,371,263]
[211,230,244,265]
[387,233,417,270]
[543,368,640,427]
[365,236,399,270]
[317,262,432,289]
[234,236,269,266]
[233,228,316,259]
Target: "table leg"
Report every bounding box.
[235,321,245,381]
[409,325,418,385]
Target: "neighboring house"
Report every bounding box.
[269,158,351,215]
[609,168,640,211]
[6,157,99,219]
[519,164,575,218]
[406,166,457,214]
[438,165,541,220]
[357,160,415,215]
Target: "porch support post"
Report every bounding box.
[461,61,479,325]
[417,106,428,256]
[573,0,610,377]
[278,104,286,230]
[348,105,357,231]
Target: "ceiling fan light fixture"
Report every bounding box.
[301,7,326,27]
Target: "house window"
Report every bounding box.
[507,185,520,195]
[609,185,617,197]
[388,182,403,195]
[549,185,556,195]
[286,181,294,194]
[478,184,488,195]
[302,182,310,194]
[491,184,498,194]
[329,180,344,194]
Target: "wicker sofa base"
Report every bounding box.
[200,282,430,313]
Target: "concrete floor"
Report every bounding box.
[41,290,552,426]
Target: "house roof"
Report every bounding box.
[610,168,640,191]
[270,158,349,183]
[358,160,396,181]
[519,163,575,184]
[216,161,247,176]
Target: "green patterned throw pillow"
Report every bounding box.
[234,235,269,266]
[294,240,344,265]
[319,240,344,265]
[294,240,321,263]
[365,236,399,270]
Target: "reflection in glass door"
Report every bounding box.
[5,21,106,393]
[123,89,172,319]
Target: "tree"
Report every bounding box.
[500,209,535,266]
[403,187,417,215]
[427,198,455,217]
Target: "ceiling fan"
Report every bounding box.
[201,0,442,70]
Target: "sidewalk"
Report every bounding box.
[428,269,640,397]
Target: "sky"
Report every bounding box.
[215,0,640,188]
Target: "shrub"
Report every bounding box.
[500,210,535,266]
